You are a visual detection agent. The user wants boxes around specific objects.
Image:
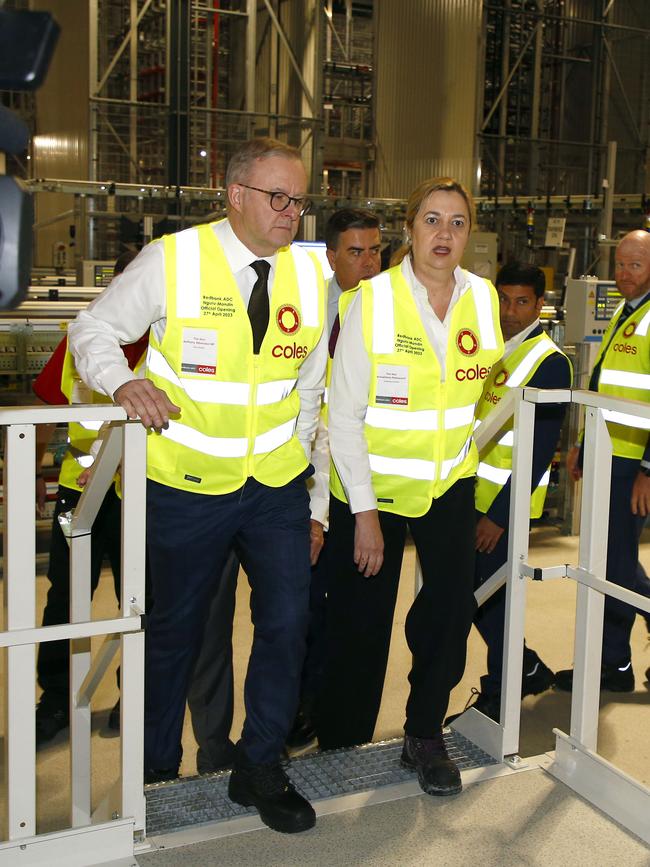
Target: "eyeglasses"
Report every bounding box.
[239,183,311,216]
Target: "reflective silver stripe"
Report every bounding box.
[291,245,319,327]
[256,379,297,405]
[477,462,511,485]
[369,453,436,481]
[477,463,550,488]
[67,444,95,467]
[372,273,395,353]
[323,387,329,406]
[506,341,554,388]
[253,418,297,454]
[78,420,103,432]
[635,307,650,337]
[599,369,650,391]
[444,403,476,429]
[365,406,438,431]
[498,430,514,446]
[149,346,294,406]
[469,274,498,350]
[175,227,201,318]
[440,436,473,479]
[602,409,650,431]
[162,419,249,457]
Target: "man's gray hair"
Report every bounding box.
[225,137,302,186]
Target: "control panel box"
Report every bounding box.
[565,277,621,343]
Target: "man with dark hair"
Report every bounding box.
[448,261,572,723]
[69,137,327,834]
[286,207,382,748]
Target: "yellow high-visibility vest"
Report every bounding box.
[145,222,326,494]
[474,331,570,518]
[591,295,650,459]
[330,264,503,517]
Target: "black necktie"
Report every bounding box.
[248,260,271,354]
[329,313,341,358]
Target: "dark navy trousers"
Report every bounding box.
[144,472,312,770]
[475,460,650,691]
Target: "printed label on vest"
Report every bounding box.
[375,364,409,405]
[201,295,236,318]
[181,327,217,375]
[184,474,202,484]
[394,332,424,356]
[377,497,394,503]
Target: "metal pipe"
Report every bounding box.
[262,0,316,116]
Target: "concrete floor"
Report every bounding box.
[3,524,650,862]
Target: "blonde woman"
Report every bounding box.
[317,177,503,797]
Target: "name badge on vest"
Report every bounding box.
[181,327,217,376]
[376,364,409,406]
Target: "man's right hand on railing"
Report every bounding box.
[114,380,180,433]
[567,445,583,481]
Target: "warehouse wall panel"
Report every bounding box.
[373,0,482,198]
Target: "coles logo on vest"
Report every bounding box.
[456,328,479,357]
[455,364,491,382]
[276,304,301,335]
[494,369,509,387]
[623,322,636,338]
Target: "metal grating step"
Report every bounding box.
[145,731,498,836]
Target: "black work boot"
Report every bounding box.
[228,757,316,833]
[445,687,501,725]
[35,702,69,748]
[555,661,635,693]
[400,732,462,796]
[521,657,555,697]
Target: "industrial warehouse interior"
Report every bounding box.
[1,1,650,865]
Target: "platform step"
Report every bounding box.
[145,731,498,836]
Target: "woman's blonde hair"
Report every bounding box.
[390,177,475,267]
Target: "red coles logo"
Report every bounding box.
[494,370,509,387]
[456,328,479,356]
[276,304,301,335]
[623,322,636,338]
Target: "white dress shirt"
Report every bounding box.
[501,317,541,361]
[68,218,328,468]
[328,257,471,514]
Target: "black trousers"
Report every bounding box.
[317,478,476,750]
[37,485,121,708]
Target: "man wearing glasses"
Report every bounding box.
[68,138,327,834]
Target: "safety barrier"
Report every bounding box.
[449,386,650,846]
[0,405,147,865]
[2,390,650,862]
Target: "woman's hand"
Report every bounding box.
[354,509,384,577]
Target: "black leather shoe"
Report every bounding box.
[108,699,120,731]
[35,704,69,748]
[228,760,316,833]
[555,662,635,693]
[285,710,317,750]
[400,732,462,796]
[196,742,236,775]
[144,766,179,784]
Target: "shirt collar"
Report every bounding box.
[502,318,541,360]
[626,290,650,311]
[401,256,470,299]
[216,219,278,275]
[328,274,343,303]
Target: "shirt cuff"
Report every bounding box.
[308,495,329,529]
[346,483,377,514]
[100,365,136,400]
